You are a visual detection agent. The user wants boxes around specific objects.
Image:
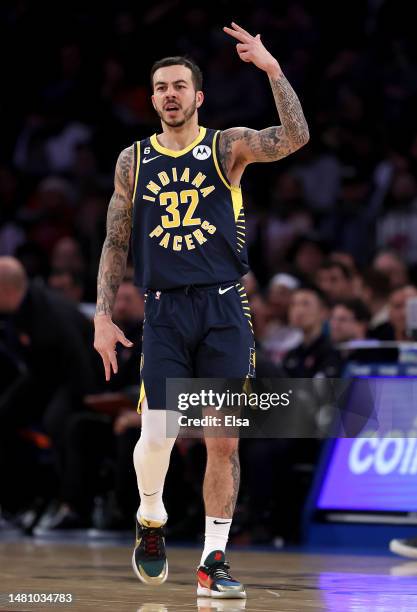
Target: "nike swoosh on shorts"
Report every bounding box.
[218,286,234,295]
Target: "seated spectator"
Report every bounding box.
[315,259,354,303]
[286,234,329,283]
[330,299,371,344]
[34,278,145,532]
[260,273,303,364]
[330,251,357,276]
[0,257,98,516]
[376,170,417,266]
[330,251,362,295]
[48,268,84,304]
[372,249,409,289]
[23,178,76,254]
[359,268,391,332]
[283,285,341,377]
[51,236,86,278]
[371,284,417,341]
[261,173,313,272]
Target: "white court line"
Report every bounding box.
[266,590,281,597]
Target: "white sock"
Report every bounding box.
[200,516,232,565]
[133,399,177,524]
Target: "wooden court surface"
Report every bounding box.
[1,539,417,611]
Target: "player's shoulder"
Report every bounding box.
[117,143,135,163]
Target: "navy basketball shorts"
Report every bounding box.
[138,281,255,411]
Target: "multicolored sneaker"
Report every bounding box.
[132,516,168,585]
[197,551,246,599]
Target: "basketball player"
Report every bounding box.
[94,22,309,599]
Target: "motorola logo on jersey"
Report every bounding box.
[193,144,211,160]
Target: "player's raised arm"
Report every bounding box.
[94,145,134,380]
[220,22,309,174]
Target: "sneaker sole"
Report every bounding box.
[131,550,168,585]
[197,585,246,599]
[390,539,417,559]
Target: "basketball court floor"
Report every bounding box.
[1,538,417,611]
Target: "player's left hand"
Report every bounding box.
[223,22,280,75]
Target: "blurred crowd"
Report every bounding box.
[2,0,417,544]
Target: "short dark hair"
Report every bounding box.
[333,298,371,323]
[361,268,391,299]
[294,283,330,308]
[150,56,203,92]
[318,259,352,280]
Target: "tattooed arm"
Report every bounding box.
[94,145,135,380]
[221,22,309,182]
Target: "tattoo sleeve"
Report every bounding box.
[95,145,134,316]
[223,449,240,516]
[218,73,309,172]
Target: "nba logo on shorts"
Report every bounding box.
[248,348,256,377]
[193,144,211,160]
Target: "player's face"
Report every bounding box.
[152,65,203,128]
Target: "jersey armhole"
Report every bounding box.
[213,130,234,191]
[132,141,141,203]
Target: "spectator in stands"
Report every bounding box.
[330,251,362,295]
[51,236,86,278]
[261,173,313,272]
[316,260,354,303]
[260,273,303,364]
[330,299,371,344]
[330,298,376,370]
[360,268,391,332]
[387,285,417,341]
[35,279,144,532]
[283,285,341,377]
[48,269,84,304]
[372,249,409,289]
[330,251,357,277]
[370,284,417,341]
[377,171,417,266]
[287,235,328,282]
[0,257,98,515]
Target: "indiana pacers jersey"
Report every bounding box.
[131,126,249,289]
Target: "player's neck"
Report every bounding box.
[157,121,201,151]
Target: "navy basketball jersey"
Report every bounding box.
[131,126,249,289]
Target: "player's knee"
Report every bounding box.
[139,429,175,453]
